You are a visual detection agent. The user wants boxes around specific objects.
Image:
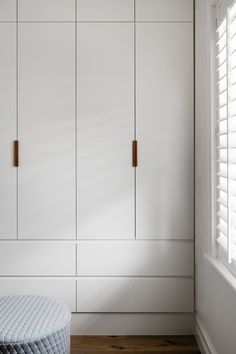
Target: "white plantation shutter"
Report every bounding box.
[216,2,236,269]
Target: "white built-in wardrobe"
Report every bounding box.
[0,0,194,334]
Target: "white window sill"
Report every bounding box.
[204,253,236,295]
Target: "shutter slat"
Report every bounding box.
[217,197,228,208]
[217,222,228,236]
[216,171,227,178]
[217,60,227,71]
[217,29,227,41]
[216,234,228,250]
[217,45,227,57]
[217,183,228,192]
[217,212,228,223]
[216,116,227,122]
[216,145,228,149]
[216,131,227,136]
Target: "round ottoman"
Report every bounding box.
[0,295,71,354]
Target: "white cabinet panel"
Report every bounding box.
[0,24,16,239]
[77,278,194,313]
[18,24,76,239]
[0,278,76,312]
[136,0,193,22]
[71,313,195,335]
[77,23,134,239]
[0,0,16,21]
[19,0,75,21]
[77,241,194,276]
[136,23,194,240]
[77,0,134,21]
[0,242,76,276]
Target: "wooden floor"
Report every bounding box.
[71,336,200,354]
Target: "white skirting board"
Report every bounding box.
[71,313,194,335]
[195,317,217,354]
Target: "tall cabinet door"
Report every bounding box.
[0,0,16,21]
[77,23,134,239]
[136,22,194,240]
[18,23,76,239]
[0,23,17,239]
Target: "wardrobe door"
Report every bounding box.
[136,23,194,240]
[77,23,134,239]
[0,0,16,21]
[18,23,76,239]
[0,23,17,238]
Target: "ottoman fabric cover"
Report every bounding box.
[0,295,71,354]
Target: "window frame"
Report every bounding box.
[212,0,236,277]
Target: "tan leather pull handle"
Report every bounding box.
[13,140,19,167]
[132,140,138,167]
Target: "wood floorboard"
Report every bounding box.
[71,336,200,354]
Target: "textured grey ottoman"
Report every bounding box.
[0,295,71,354]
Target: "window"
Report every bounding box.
[216,1,236,275]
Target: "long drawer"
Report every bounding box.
[0,278,76,312]
[77,241,193,276]
[0,242,76,276]
[77,277,194,313]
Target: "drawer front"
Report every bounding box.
[0,242,76,276]
[136,0,193,22]
[77,277,194,313]
[0,278,76,312]
[77,241,193,276]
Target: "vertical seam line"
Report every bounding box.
[75,0,78,313]
[16,0,19,240]
[75,0,78,241]
[193,0,196,313]
[134,0,137,240]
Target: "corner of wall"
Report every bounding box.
[195,317,217,354]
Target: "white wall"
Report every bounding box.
[195,1,236,353]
